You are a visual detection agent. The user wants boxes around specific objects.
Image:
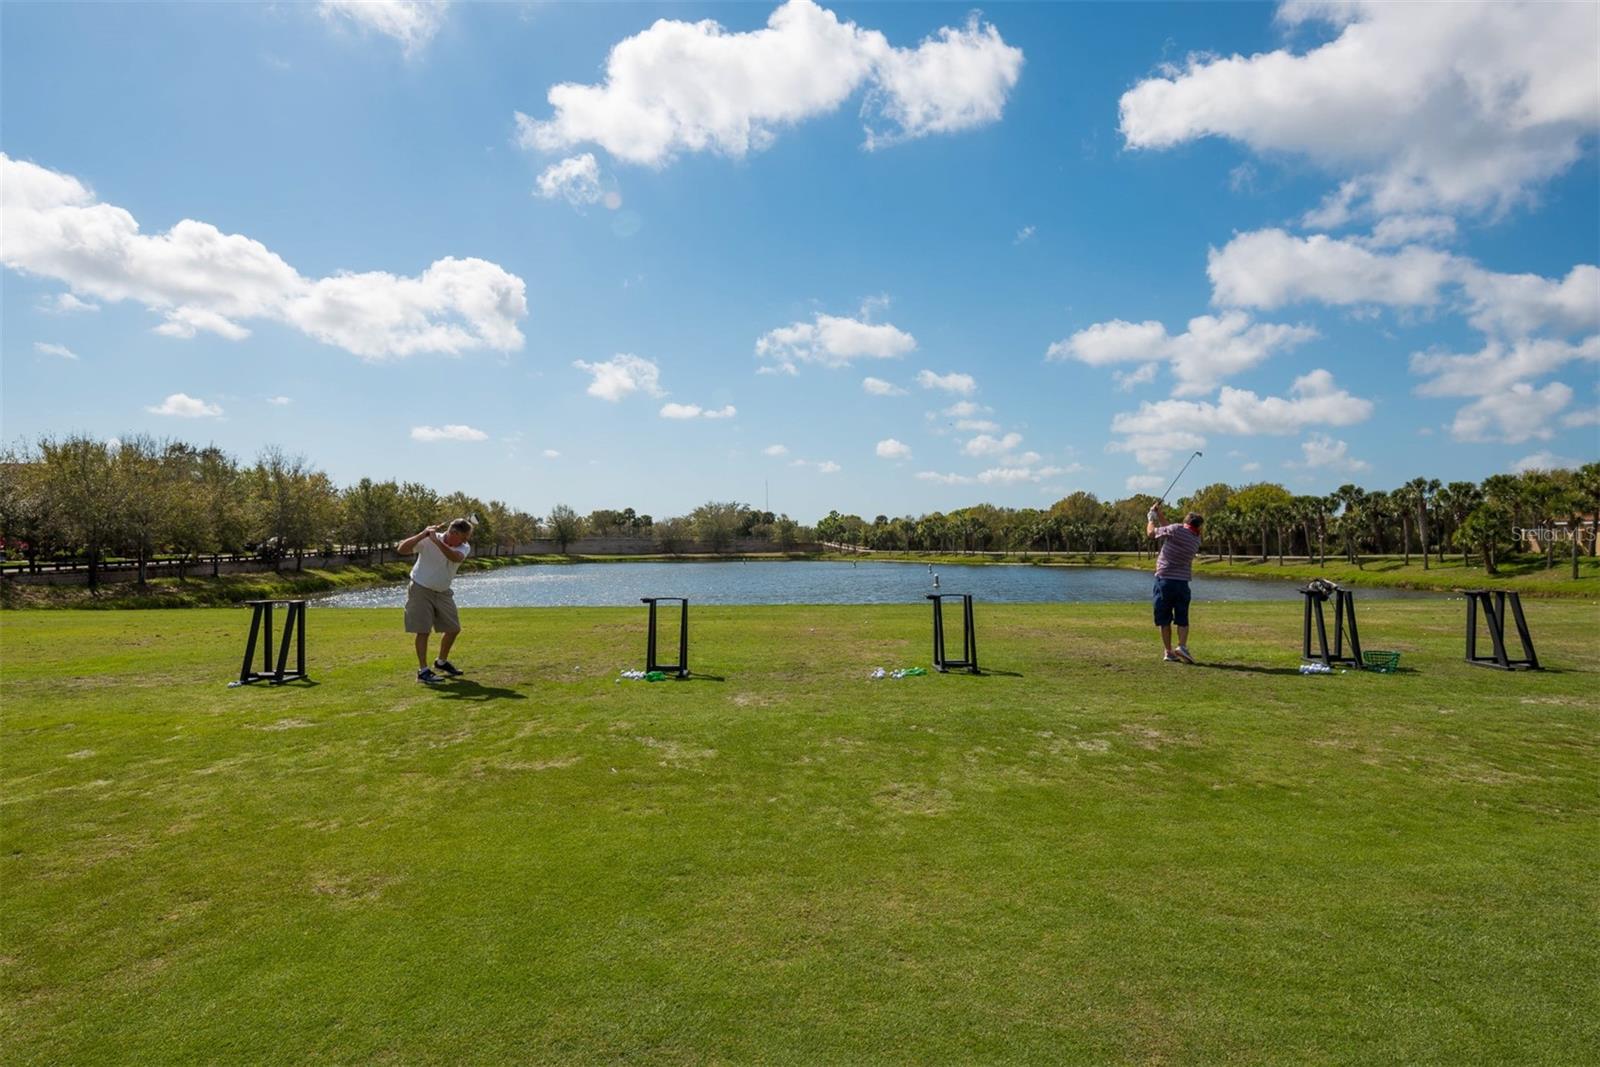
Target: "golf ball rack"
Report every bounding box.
[927,593,979,674]
[237,599,308,685]
[1464,590,1540,671]
[641,597,689,679]
[1298,586,1362,669]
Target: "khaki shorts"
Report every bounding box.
[404,581,461,634]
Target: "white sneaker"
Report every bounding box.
[1173,646,1196,664]
[1163,651,1182,663]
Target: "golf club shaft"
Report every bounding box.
[1160,450,1202,503]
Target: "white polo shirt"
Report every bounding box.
[410,535,471,592]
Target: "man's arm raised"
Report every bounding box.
[396,524,443,556]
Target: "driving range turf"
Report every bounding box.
[2,601,1596,1063]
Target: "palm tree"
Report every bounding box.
[1437,481,1482,567]
[1575,462,1600,558]
[1404,476,1440,571]
[1332,484,1365,564]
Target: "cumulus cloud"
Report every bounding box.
[1113,363,1158,391]
[1013,225,1035,245]
[147,392,223,418]
[266,395,292,406]
[411,424,488,442]
[1511,451,1582,473]
[1119,1,1600,220]
[961,432,1022,457]
[977,464,1072,485]
[573,353,664,401]
[1125,474,1167,494]
[1411,336,1600,398]
[915,470,974,486]
[1450,382,1573,443]
[1208,229,1456,311]
[916,369,977,395]
[319,0,449,57]
[38,292,98,314]
[1293,433,1370,473]
[515,1,1022,167]
[756,310,915,373]
[763,444,789,456]
[0,154,527,360]
[1111,369,1373,442]
[542,448,561,459]
[875,438,912,460]
[1360,215,1457,249]
[534,153,606,205]
[1107,430,1207,470]
[790,457,842,473]
[1049,310,1318,396]
[1211,230,1600,339]
[34,341,78,360]
[660,402,736,419]
[862,376,907,396]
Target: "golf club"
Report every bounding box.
[1159,450,1203,504]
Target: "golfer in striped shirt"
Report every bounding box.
[1147,504,1203,664]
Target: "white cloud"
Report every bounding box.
[516,1,1021,166]
[1119,1,1600,220]
[1014,225,1035,245]
[1360,215,1457,249]
[916,369,976,395]
[862,376,907,396]
[1113,363,1158,391]
[1049,310,1318,396]
[954,418,999,432]
[542,448,561,459]
[1450,382,1573,443]
[534,153,607,206]
[1411,336,1600,398]
[977,464,1071,485]
[147,392,222,418]
[1511,451,1582,473]
[1293,433,1370,473]
[1211,230,1600,341]
[915,470,975,485]
[1107,430,1207,470]
[875,438,912,460]
[0,155,527,360]
[319,0,449,57]
[266,395,292,405]
[763,444,789,456]
[939,400,985,419]
[38,292,98,314]
[816,460,841,474]
[756,310,916,373]
[1208,229,1455,311]
[1241,461,1262,473]
[1125,474,1166,494]
[1562,408,1600,429]
[1111,369,1373,440]
[573,353,664,401]
[34,341,77,360]
[660,402,736,420]
[411,424,488,442]
[961,432,1022,457]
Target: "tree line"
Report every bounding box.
[816,465,1599,577]
[2,433,1595,588]
[0,435,813,588]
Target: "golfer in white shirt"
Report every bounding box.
[396,518,473,683]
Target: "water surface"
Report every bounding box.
[319,560,1429,608]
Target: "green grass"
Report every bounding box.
[822,550,1600,598]
[3,602,1596,1063]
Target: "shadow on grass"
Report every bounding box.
[938,668,1024,678]
[229,678,321,689]
[1193,661,1306,677]
[433,679,527,701]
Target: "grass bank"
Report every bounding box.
[820,549,1600,599]
[0,552,821,610]
[2,603,1595,1063]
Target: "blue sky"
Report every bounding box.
[3,1,1597,521]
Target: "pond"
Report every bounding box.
[318,560,1431,608]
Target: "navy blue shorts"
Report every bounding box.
[1152,578,1191,627]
